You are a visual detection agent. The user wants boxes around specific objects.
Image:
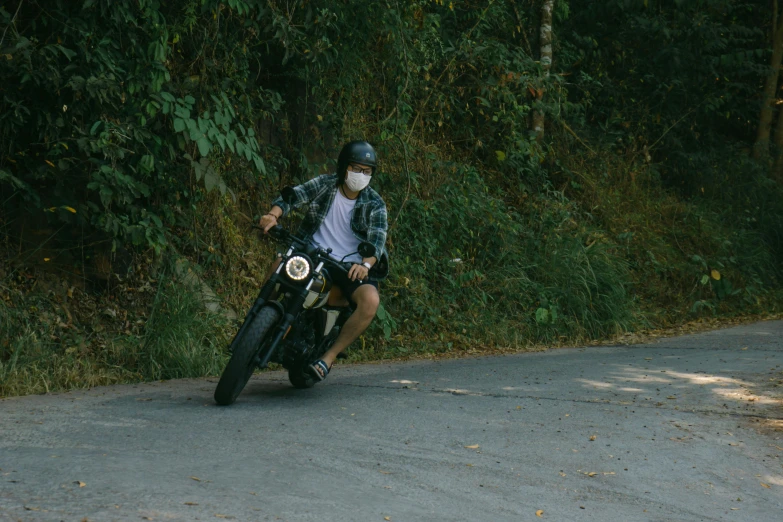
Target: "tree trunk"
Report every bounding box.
[753,1,783,160]
[773,107,783,179]
[532,0,554,142]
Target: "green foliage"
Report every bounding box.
[378,165,635,348]
[0,0,276,253]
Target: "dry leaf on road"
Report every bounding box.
[74,481,86,487]
[589,435,597,441]
[761,482,771,488]
[464,444,480,449]
[536,510,544,517]
[190,476,201,481]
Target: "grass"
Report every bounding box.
[0,274,229,397]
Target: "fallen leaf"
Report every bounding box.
[184,502,199,506]
[559,472,566,477]
[464,444,480,449]
[589,435,597,441]
[385,518,391,521]
[587,472,597,477]
[644,358,653,360]
[75,481,86,487]
[190,476,201,481]
[666,396,677,400]
[536,510,544,517]
[24,506,40,511]
[761,482,771,489]
[136,398,152,402]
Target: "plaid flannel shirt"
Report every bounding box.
[272,173,389,280]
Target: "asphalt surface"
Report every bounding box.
[1,321,782,522]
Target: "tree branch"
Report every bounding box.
[0,0,24,50]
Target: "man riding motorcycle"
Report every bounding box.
[258,140,389,382]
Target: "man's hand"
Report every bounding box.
[347,263,369,282]
[259,213,278,233]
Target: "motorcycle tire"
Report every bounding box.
[214,306,281,406]
[288,366,316,389]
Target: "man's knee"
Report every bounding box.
[355,286,380,317]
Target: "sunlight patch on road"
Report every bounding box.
[760,474,783,487]
[444,388,474,395]
[663,370,744,386]
[576,379,614,389]
[711,388,782,406]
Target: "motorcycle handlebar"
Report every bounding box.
[255,224,356,276]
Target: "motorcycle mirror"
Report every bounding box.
[281,186,297,205]
[358,242,376,259]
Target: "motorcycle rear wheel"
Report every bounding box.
[214,306,280,406]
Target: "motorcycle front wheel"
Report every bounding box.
[214,306,281,406]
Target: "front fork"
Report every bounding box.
[255,289,307,368]
[229,274,309,368]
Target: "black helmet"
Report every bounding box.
[337,140,377,185]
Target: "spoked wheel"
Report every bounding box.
[214,306,280,406]
[288,365,316,389]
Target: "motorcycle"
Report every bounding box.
[213,187,377,406]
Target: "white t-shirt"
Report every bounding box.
[311,189,362,263]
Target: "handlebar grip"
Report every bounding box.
[268,224,285,238]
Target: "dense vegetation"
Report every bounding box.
[2,0,782,396]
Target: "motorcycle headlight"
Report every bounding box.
[285,256,311,281]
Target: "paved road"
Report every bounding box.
[1,321,782,522]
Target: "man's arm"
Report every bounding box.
[365,204,388,260]
[260,174,332,232]
[270,175,330,217]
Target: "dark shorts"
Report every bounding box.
[329,267,378,303]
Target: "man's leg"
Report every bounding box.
[318,284,380,369]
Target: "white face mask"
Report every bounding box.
[345,169,371,192]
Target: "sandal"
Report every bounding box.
[307,359,331,382]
